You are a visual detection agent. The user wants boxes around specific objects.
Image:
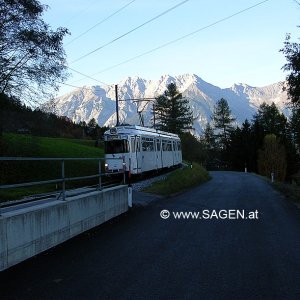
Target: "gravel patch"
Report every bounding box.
[131,172,173,191]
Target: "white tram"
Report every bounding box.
[104,125,182,175]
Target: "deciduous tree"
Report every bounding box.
[0,0,69,104]
[258,134,287,181]
[280,33,300,107]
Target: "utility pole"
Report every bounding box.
[153,104,156,128]
[115,84,119,126]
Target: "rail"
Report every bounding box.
[0,157,126,213]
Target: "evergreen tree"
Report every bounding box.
[228,119,256,172]
[154,83,193,134]
[228,126,243,170]
[203,123,216,151]
[253,102,287,138]
[202,123,217,168]
[87,118,97,130]
[87,118,99,139]
[180,132,207,165]
[212,98,235,150]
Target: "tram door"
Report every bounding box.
[131,136,142,174]
[172,141,177,165]
[156,138,162,169]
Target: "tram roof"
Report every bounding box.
[104,125,180,139]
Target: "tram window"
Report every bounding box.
[142,137,154,151]
[148,140,154,151]
[142,138,147,151]
[167,141,172,151]
[104,140,129,154]
[162,140,167,151]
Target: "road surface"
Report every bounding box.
[1,171,300,299]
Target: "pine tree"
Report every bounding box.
[253,102,287,138]
[203,123,216,151]
[87,118,99,139]
[212,98,235,149]
[227,119,256,172]
[154,83,193,134]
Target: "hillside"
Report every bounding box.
[2,133,103,158]
[46,74,288,135]
[0,134,104,200]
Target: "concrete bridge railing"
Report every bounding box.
[0,185,128,271]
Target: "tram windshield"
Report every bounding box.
[104,140,129,154]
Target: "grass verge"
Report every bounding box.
[272,181,300,204]
[143,163,210,196]
[1,133,104,202]
[255,173,300,206]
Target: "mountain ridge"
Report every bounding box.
[48,74,288,135]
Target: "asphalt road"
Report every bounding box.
[1,171,300,299]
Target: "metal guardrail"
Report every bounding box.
[0,157,126,213]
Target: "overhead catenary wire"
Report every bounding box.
[65,0,270,89]
[67,66,111,87]
[57,67,114,91]
[70,0,189,64]
[82,0,271,77]
[65,0,136,46]
[119,98,156,101]
[58,81,88,90]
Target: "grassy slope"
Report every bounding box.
[272,182,300,204]
[3,133,103,157]
[143,163,211,195]
[1,133,104,201]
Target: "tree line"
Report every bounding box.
[153,83,300,183]
[0,93,108,147]
[203,99,299,182]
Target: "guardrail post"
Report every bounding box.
[62,160,66,201]
[98,159,102,190]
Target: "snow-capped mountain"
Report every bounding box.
[48,74,288,135]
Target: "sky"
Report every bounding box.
[39,0,300,96]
